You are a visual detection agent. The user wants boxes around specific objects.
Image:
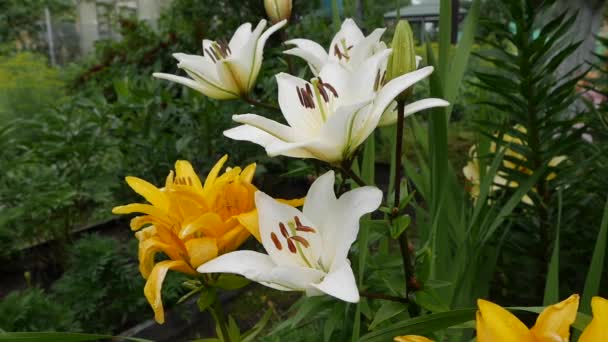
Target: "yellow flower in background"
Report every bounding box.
[579,296,608,341]
[394,335,434,342]
[476,294,579,342]
[112,155,302,323]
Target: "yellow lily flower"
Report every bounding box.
[113,155,302,323]
[579,296,608,341]
[476,294,579,342]
[394,335,434,342]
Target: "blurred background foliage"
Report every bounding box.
[0,0,606,339]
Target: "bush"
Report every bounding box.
[0,288,77,332]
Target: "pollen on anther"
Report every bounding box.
[290,236,310,248]
[270,232,282,250]
[287,239,297,253]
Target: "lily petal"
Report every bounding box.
[349,28,386,69]
[223,125,317,159]
[302,171,337,229]
[531,294,579,341]
[232,113,301,142]
[249,19,287,89]
[311,262,359,302]
[276,73,324,135]
[145,260,196,324]
[378,98,450,126]
[284,38,328,75]
[394,336,435,342]
[229,22,253,54]
[476,299,535,342]
[184,237,218,268]
[125,177,170,212]
[174,160,204,192]
[153,72,237,100]
[579,296,608,342]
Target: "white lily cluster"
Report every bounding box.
[225,19,449,164]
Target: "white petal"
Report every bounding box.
[349,28,386,68]
[223,125,316,159]
[266,265,325,291]
[215,60,243,94]
[264,138,340,162]
[311,262,359,302]
[329,19,364,64]
[343,49,392,104]
[232,113,301,142]
[319,101,371,160]
[229,22,253,54]
[321,185,382,268]
[378,98,450,126]
[276,73,324,135]
[248,19,286,89]
[318,62,351,103]
[302,171,337,230]
[152,72,237,100]
[197,250,275,279]
[255,191,321,268]
[284,39,328,75]
[416,55,423,68]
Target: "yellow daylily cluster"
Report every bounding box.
[395,294,608,342]
[112,155,301,323]
[463,125,567,205]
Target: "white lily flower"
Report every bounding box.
[198,171,382,302]
[224,50,448,163]
[153,19,286,100]
[284,18,388,75]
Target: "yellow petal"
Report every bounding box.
[180,212,226,239]
[185,237,218,268]
[394,335,435,342]
[144,260,195,324]
[138,236,175,278]
[240,163,257,183]
[476,299,535,342]
[154,225,188,261]
[174,160,204,191]
[277,197,305,207]
[579,296,608,342]
[203,155,229,194]
[130,215,158,231]
[235,209,260,241]
[165,170,174,188]
[217,225,250,253]
[125,176,170,212]
[135,225,157,242]
[531,294,579,341]
[112,203,171,224]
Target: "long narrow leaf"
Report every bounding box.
[543,189,563,305]
[581,197,608,314]
[0,332,152,342]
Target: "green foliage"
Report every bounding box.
[0,288,77,332]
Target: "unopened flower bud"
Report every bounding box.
[264,0,292,24]
[387,20,416,100]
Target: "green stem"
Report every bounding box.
[209,299,231,342]
[340,160,368,187]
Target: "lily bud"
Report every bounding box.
[387,20,416,100]
[264,0,292,24]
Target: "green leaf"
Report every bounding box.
[213,274,251,290]
[390,215,411,239]
[359,308,476,341]
[415,288,449,313]
[368,302,408,331]
[543,189,562,305]
[197,287,217,312]
[0,332,152,342]
[226,315,241,342]
[581,197,608,314]
[241,310,272,342]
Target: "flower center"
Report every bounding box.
[333,38,353,61]
[270,216,318,269]
[296,78,339,122]
[373,69,387,92]
[204,38,231,63]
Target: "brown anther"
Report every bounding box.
[287,238,297,253]
[187,177,193,186]
[296,226,316,233]
[205,48,217,63]
[380,70,387,86]
[296,87,305,106]
[289,236,310,248]
[270,232,282,250]
[279,222,289,238]
[317,83,329,102]
[305,84,313,97]
[333,45,342,59]
[373,70,381,91]
[294,216,303,227]
[322,82,338,98]
[347,45,354,50]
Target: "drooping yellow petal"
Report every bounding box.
[240,163,257,183]
[112,203,170,223]
[130,215,159,231]
[579,296,608,342]
[203,154,229,194]
[174,160,204,191]
[125,176,170,212]
[476,299,535,342]
[138,236,177,278]
[184,237,218,268]
[394,336,435,342]
[144,260,196,324]
[180,212,227,239]
[531,294,579,341]
[235,209,261,241]
[135,225,157,242]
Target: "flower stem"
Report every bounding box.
[359,291,409,304]
[393,99,419,299]
[340,160,368,187]
[243,97,280,112]
[209,299,231,342]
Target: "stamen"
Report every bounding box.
[270,232,282,250]
[187,177,193,186]
[286,238,297,253]
[322,82,338,98]
[294,216,317,233]
[279,222,289,238]
[380,70,387,86]
[296,87,304,106]
[290,236,310,248]
[333,45,343,59]
[347,45,354,50]
[374,70,380,91]
[205,48,217,63]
